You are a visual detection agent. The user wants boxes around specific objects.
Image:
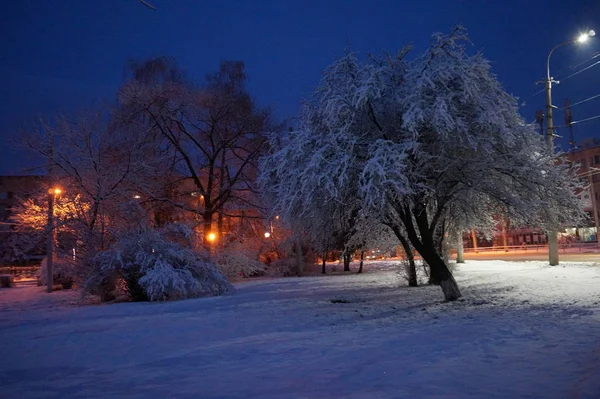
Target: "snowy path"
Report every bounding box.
[1,260,599,398]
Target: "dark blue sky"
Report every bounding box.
[1,0,599,174]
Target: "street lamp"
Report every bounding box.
[46,187,62,293]
[545,29,595,266]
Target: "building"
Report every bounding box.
[564,139,600,242]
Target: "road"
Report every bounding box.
[463,249,600,262]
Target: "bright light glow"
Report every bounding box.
[577,30,595,43]
[48,188,62,195]
[207,233,216,242]
[133,194,141,199]
[264,232,271,238]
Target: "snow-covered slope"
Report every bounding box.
[1,260,599,398]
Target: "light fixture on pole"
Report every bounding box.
[545,29,595,266]
[46,187,62,293]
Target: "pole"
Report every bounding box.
[46,192,54,293]
[543,32,595,262]
[588,174,600,244]
[546,50,560,266]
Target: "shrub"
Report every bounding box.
[215,243,266,279]
[86,228,233,301]
[37,257,77,289]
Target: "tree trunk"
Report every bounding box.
[456,234,465,263]
[420,246,461,301]
[357,250,364,274]
[471,230,478,253]
[295,235,303,276]
[398,234,417,287]
[322,252,327,274]
[217,149,226,240]
[343,251,351,271]
[401,206,462,301]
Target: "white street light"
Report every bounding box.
[577,30,596,43]
[545,29,595,266]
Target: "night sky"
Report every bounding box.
[1,0,599,175]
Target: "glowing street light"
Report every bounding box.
[576,30,596,43]
[207,232,216,242]
[46,187,63,293]
[264,232,271,238]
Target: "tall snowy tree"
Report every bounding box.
[119,58,279,245]
[261,27,584,301]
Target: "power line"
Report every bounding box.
[519,87,545,107]
[554,51,600,79]
[571,113,600,125]
[560,60,600,82]
[560,92,600,110]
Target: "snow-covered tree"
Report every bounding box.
[261,27,584,301]
[87,224,233,301]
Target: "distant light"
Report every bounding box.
[207,233,216,242]
[577,30,595,43]
[264,232,271,238]
[49,188,62,195]
[133,194,141,199]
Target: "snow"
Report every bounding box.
[1,260,599,398]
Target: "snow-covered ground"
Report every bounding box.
[1,260,599,399]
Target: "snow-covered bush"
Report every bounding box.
[265,258,295,277]
[37,257,77,289]
[215,249,266,279]
[87,227,233,301]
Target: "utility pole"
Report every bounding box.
[545,69,559,265]
[543,30,595,265]
[46,190,54,293]
[564,98,574,149]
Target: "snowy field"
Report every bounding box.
[1,260,600,399]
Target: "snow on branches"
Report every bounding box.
[88,225,233,301]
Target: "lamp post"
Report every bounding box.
[545,29,595,266]
[46,187,62,293]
